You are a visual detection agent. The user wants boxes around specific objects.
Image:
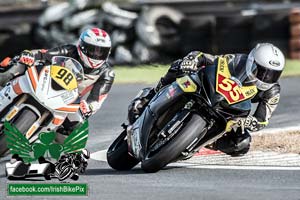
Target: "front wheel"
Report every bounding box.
[107,130,139,171]
[141,114,207,173]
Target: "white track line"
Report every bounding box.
[91,149,300,170]
[253,125,300,135]
[170,163,300,171]
[90,150,107,162]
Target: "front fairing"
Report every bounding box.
[202,61,253,117]
[129,82,186,159]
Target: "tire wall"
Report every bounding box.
[289,8,300,59]
[251,13,289,55]
[181,13,289,56]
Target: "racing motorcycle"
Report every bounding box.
[0,56,84,156]
[107,57,258,173]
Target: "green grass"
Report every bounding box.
[282,59,300,77]
[114,65,168,84]
[114,59,300,84]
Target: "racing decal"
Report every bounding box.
[27,66,38,91]
[216,57,257,104]
[176,76,197,93]
[5,107,19,121]
[12,79,22,95]
[0,57,11,67]
[52,117,65,126]
[25,123,39,139]
[267,94,280,105]
[57,104,80,113]
[51,65,77,91]
[40,67,49,91]
[3,86,11,100]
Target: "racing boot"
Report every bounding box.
[211,128,252,157]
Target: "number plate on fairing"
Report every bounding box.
[50,65,77,91]
[216,58,257,104]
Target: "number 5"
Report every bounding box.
[219,78,234,91]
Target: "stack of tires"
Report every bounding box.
[289,8,300,59]
[252,13,289,55]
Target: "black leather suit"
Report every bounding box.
[155,51,281,156]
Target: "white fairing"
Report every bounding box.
[0,56,83,142]
[27,66,79,111]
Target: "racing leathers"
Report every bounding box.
[135,51,281,156]
[0,44,114,121]
[0,45,114,175]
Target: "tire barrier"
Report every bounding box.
[289,8,300,59]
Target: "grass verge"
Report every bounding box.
[114,59,300,84]
[114,65,168,84]
[252,131,300,154]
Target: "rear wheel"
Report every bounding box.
[141,114,206,173]
[0,109,37,156]
[107,130,139,171]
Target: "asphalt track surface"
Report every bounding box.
[0,77,300,199]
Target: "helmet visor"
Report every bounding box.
[256,64,282,84]
[79,39,110,60]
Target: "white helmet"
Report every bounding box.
[77,28,111,69]
[245,43,285,91]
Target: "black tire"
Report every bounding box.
[0,109,37,156]
[44,165,52,180]
[141,114,206,173]
[107,130,139,171]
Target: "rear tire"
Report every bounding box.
[0,109,37,156]
[107,130,139,171]
[141,114,206,173]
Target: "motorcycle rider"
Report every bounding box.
[0,28,114,172]
[130,43,285,156]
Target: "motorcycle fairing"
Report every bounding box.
[176,76,197,93]
[216,57,257,105]
[50,65,78,91]
[23,65,80,113]
[129,82,185,159]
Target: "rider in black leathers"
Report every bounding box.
[131,43,284,156]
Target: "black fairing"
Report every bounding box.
[203,64,251,117]
[137,83,185,158]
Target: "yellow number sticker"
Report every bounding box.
[216,57,257,104]
[50,65,77,91]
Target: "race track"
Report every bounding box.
[0,77,300,199]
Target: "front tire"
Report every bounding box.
[0,109,37,156]
[141,114,206,173]
[107,130,139,171]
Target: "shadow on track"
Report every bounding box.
[85,168,145,176]
[85,165,185,176]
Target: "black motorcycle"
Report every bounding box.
[107,57,258,173]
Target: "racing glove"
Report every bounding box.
[80,100,101,118]
[19,50,35,67]
[236,116,268,132]
[180,54,199,73]
[80,100,92,118]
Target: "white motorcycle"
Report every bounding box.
[0,56,84,156]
